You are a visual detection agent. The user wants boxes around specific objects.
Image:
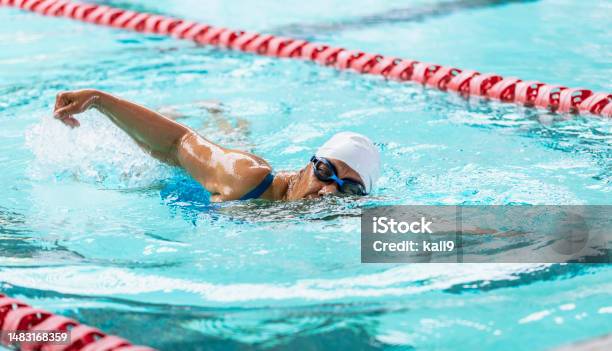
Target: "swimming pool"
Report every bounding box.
[1,0,611,349]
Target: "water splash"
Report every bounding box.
[25,112,171,188]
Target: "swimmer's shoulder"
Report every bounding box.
[218,149,272,200]
[177,132,272,201]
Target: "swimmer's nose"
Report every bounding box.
[317,183,338,197]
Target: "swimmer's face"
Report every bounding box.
[287,158,364,200]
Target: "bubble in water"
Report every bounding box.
[25,112,171,188]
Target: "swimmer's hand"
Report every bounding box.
[53,89,99,128]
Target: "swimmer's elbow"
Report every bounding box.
[138,130,192,166]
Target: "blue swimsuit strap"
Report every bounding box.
[240,172,274,200]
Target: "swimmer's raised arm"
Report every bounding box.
[54,89,189,165]
[53,89,272,200]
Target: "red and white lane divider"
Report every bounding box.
[0,293,156,351]
[1,0,610,118]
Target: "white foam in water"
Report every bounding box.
[25,112,170,188]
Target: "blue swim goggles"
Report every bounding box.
[310,156,367,196]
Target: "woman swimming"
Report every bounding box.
[53,89,381,202]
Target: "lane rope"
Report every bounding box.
[1,0,611,118]
[0,293,156,351]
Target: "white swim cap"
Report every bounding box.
[315,132,381,194]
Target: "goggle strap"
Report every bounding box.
[329,174,343,186]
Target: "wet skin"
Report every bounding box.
[53,89,364,202]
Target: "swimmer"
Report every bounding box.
[53,89,381,202]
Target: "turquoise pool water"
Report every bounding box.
[1,0,611,350]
